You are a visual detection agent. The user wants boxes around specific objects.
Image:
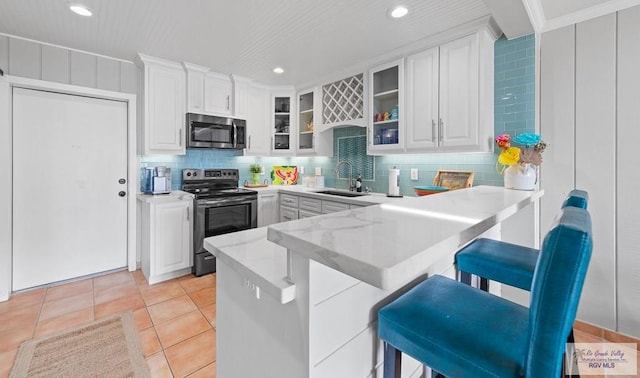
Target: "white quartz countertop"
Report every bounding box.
[267,186,543,290]
[136,190,194,203]
[246,184,415,206]
[204,228,295,304]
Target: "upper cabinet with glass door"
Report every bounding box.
[297,87,332,156]
[368,59,404,154]
[271,88,295,155]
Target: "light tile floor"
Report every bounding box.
[1,270,638,377]
[0,269,216,378]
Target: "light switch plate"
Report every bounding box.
[410,168,418,180]
[300,166,305,174]
[315,167,322,176]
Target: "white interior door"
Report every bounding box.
[13,87,128,290]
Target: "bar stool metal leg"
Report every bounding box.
[383,342,401,378]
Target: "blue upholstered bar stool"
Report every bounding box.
[378,206,592,378]
[456,189,588,291]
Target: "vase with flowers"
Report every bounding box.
[495,133,547,190]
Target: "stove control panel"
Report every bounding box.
[182,169,239,181]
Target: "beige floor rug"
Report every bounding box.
[10,311,150,378]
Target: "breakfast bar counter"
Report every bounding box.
[205,186,542,378]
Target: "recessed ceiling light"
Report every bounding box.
[69,4,93,17]
[389,6,408,19]
[273,67,284,74]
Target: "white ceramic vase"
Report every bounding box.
[503,163,537,191]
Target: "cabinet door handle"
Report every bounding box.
[226,95,230,111]
[248,135,251,149]
[179,128,183,146]
[185,207,190,221]
[438,118,443,143]
[431,120,436,142]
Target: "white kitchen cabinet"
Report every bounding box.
[298,196,322,214]
[245,83,271,156]
[184,62,208,114]
[406,30,494,152]
[257,191,279,227]
[184,63,240,118]
[271,87,296,155]
[299,209,320,219]
[204,71,233,116]
[279,193,299,222]
[322,200,350,214]
[232,75,250,120]
[279,205,298,222]
[136,54,186,155]
[368,59,404,154]
[297,87,333,156]
[278,192,366,222]
[139,192,193,285]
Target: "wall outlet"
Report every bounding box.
[410,168,419,180]
[260,166,265,174]
[300,166,305,175]
[315,167,322,176]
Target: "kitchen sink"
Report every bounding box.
[315,190,370,198]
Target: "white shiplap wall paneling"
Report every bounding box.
[120,62,139,95]
[2,35,138,97]
[0,35,9,73]
[575,13,617,330]
[41,45,70,84]
[70,50,97,88]
[9,38,40,80]
[97,56,121,92]
[539,26,576,233]
[616,5,640,337]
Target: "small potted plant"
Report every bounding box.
[249,164,262,184]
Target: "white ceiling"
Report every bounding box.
[2,0,636,87]
[0,0,492,86]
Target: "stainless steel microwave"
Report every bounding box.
[186,113,246,149]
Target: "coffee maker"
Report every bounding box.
[142,166,172,194]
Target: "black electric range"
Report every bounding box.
[182,169,257,276]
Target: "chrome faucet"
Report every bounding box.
[335,160,355,191]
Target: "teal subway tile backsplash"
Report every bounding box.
[140,34,536,196]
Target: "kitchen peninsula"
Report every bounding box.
[205,186,542,378]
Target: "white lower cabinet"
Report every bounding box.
[280,206,298,222]
[139,192,193,285]
[279,192,369,222]
[299,209,320,219]
[258,191,279,227]
[322,200,350,214]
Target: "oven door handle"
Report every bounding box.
[196,197,256,207]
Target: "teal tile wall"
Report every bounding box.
[494,34,536,137]
[140,34,536,196]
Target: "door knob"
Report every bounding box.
[118,191,127,197]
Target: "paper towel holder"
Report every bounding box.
[387,166,403,198]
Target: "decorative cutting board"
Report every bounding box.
[271,166,298,185]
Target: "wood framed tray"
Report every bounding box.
[433,170,474,190]
[244,180,269,188]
